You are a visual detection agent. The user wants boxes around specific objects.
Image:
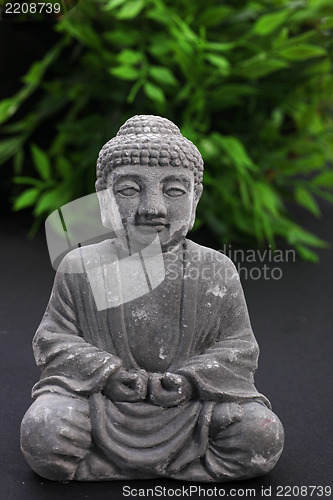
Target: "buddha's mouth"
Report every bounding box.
[137,223,167,232]
[136,220,168,232]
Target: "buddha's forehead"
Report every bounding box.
[107,165,194,185]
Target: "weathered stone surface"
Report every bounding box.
[21,115,284,482]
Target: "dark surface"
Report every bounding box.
[1,204,332,500]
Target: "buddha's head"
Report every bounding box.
[96,115,204,251]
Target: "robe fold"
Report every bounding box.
[32,238,269,476]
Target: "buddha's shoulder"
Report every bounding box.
[57,239,116,274]
[186,239,236,269]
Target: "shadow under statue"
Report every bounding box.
[21,115,284,482]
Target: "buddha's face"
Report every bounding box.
[101,165,201,252]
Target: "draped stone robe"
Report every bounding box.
[31,238,269,479]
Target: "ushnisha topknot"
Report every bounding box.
[95,115,204,192]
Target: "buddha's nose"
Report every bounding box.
[137,191,167,218]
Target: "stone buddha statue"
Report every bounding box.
[21,115,284,482]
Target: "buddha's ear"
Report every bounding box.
[97,189,112,229]
[189,184,203,230]
[97,187,124,233]
[194,184,203,203]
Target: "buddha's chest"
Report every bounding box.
[124,262,183,372]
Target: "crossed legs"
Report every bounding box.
[21,395,284,482]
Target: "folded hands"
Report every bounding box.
[103,368,193,407]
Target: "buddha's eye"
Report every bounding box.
[118,187,139,196]
[115,182,140,197]
[164,185,187,197]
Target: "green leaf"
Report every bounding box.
[0,136,24,165]
[238,178,250,208]
[278,44,326,61]
[57,22,102,51]
[295,244,319,263]
[303,57,331,77]
[198,6,232,27]
[0,98,17,125]
[313,171,333,187]
[236,55,289,78]
[127,80,143,103]
[205,54,230,75]
[213,134,256,172]
[13,188,39,211]
[273,29,316,51]
[254,182,281,216]
[261,211,275,245]
[116,0,144,19]
[171,14,198,43]
[22,37,68,85]
[146,6,172,26]
[23,60,46,86]
[103,0,127,10]
[13,176,42,186]
[31,144,51,180]
[117,49,142,65]
[287,226,327,248]
[289,153,325,173]
[252,198,265,242]
[272,27,289,48]
[149,38,172,57]
[149,66,177,86]
[104,29,139,46]
[144,82,165,104]
[56,157,72,178]
[110,65,140,80]
[295,187,320,216]
[34,190,64,216]
[204,42,236,52]
[253,10,290,36]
